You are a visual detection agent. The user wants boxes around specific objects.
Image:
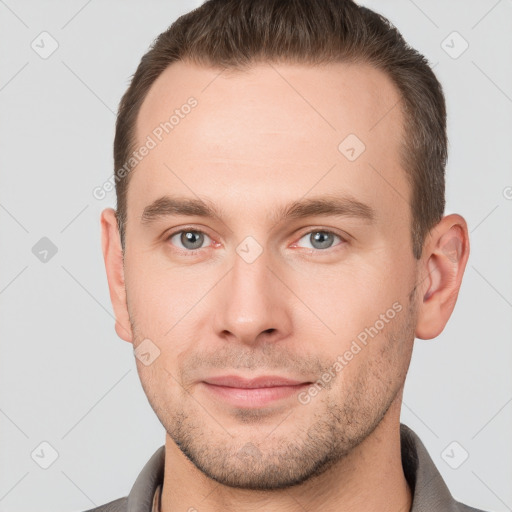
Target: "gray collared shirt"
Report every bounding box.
[83,423,488,512]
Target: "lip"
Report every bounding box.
[201,375,312,408]
[202,375,309,388]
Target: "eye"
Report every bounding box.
[293,230,345,251]
[167,229,212,252]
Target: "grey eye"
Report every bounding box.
[297,231,342,250]
[170,230,210,251]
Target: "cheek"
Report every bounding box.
[292,258,397,325]
[125,261,190,332]
[290,259,409,373]
[126,271,204,373]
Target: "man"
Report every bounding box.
[93,0,486,510]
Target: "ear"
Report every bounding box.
[415,214,470,340]
[100,208,133,344]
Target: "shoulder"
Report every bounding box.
[81,496,127,512]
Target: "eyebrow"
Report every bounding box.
[140,194,376,226]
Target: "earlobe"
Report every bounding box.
[415,215,470,340]
[100,208,133,344]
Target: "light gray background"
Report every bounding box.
[0,1,511,511]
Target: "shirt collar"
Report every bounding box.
[152,483,162,512]
[127,423,462,512]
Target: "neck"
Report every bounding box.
[160,395,411,512]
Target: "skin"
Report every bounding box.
[101,60,469,512]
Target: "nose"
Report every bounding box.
[212,247,293,347]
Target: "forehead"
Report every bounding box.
[130,60,408,229]
[136,59,404,151]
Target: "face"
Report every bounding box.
[122,61,421,489]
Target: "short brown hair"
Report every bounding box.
[114,0,447,259]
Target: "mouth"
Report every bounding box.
[201,375,312,408]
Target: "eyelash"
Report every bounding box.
[165,227,347,255]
